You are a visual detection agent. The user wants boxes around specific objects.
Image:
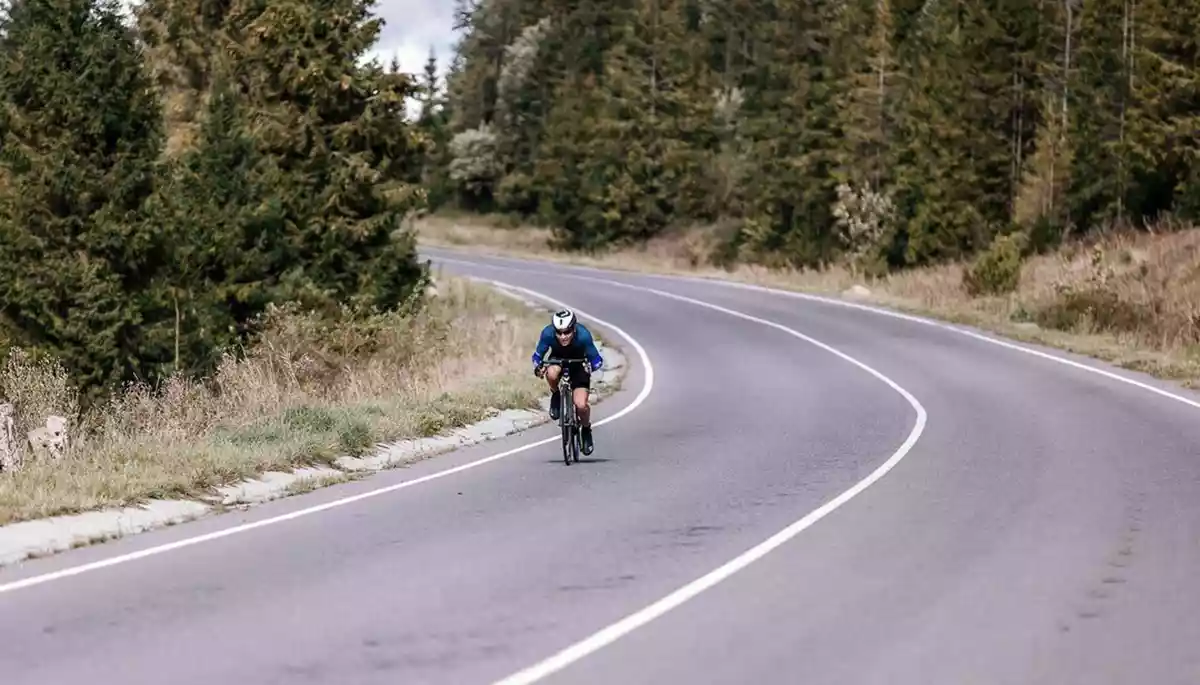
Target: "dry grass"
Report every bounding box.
[284,472,356,496]
[418,215,1200,387]
[0,276,547,525]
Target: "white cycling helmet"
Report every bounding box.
[551,309,576,334]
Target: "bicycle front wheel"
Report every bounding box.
[561,419,572,465]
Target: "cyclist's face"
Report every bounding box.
[555,329,574,345]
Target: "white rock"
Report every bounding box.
[26,414,68,460]
[843,284,871,299]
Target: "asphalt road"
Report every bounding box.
[2,248,1200,685]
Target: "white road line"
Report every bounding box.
[431,248,1200,411]
[439,260,930,685]
[696,278,1200,410]
[0,283,655,595]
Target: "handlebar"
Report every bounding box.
[540,357,592,377]
[542,357,589,366]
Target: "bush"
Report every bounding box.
[1034,286,1150,335]
[964,231,1028,296]
[448,125,501,210]
[1031,243,1156,338]
[495,172,539,215]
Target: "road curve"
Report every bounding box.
[2,249,1200,684]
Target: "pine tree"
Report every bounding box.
[647,0,722,221]
[530,0,716,246]
[1068,0,1141,227]
[493,16,555,214]
[415,50,455,209]
[224,0,428,313]
[437,0,1200,270]
[1120,0,1199,221]
[737,0,843,268]
[891,0,1019,265]
[135,0,237,156]
[445,0,527,132]
[534,72,619,248]
[0,0,167,398]
[141,70,287,377]
[832,0,898,193]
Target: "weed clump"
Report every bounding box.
[964,232,1028,297]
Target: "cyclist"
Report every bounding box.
[532,309,603,455]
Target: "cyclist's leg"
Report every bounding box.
[570,362,594,453]
[544,364,563,419]
[573,387,590,424]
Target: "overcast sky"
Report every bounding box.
[366,0,458,79]
[113,0,459,116]
[114,0,459,80]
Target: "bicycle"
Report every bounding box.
[540,356,590,465]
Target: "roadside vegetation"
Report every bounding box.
[0,278,546,525]
[0,0,547,523]
[4,0,1199,525]
[419,217,1200,387]
[410,0,1200,388]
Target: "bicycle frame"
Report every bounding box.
[542,356,588,465]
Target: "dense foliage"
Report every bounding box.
[434,0,1200,270]
[0,0,429,402]
[4,0,1197,398]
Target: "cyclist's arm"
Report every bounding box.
[531,326,554,367]
[578,326,604,371]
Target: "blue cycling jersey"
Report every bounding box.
[532,323,603,371]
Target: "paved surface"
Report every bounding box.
[3,249,1200,685]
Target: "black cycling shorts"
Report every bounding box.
[550,360,590,391]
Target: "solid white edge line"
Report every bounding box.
[0,281,655,596]
[706,279,1200,410]
[457,262,930,685]
[430,247,1200,411]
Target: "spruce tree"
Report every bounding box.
[141,70,286,377]
[738,0,842,268]
[891,0,1017,265]
[0,0,167,398]
[438,0,1200,269]
[225,0,428,313]
[135,0,236,156]
[831,0,898,193]
[1120,0,1198,221]
[414,50,454,210]
[1067,0,1138,227]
